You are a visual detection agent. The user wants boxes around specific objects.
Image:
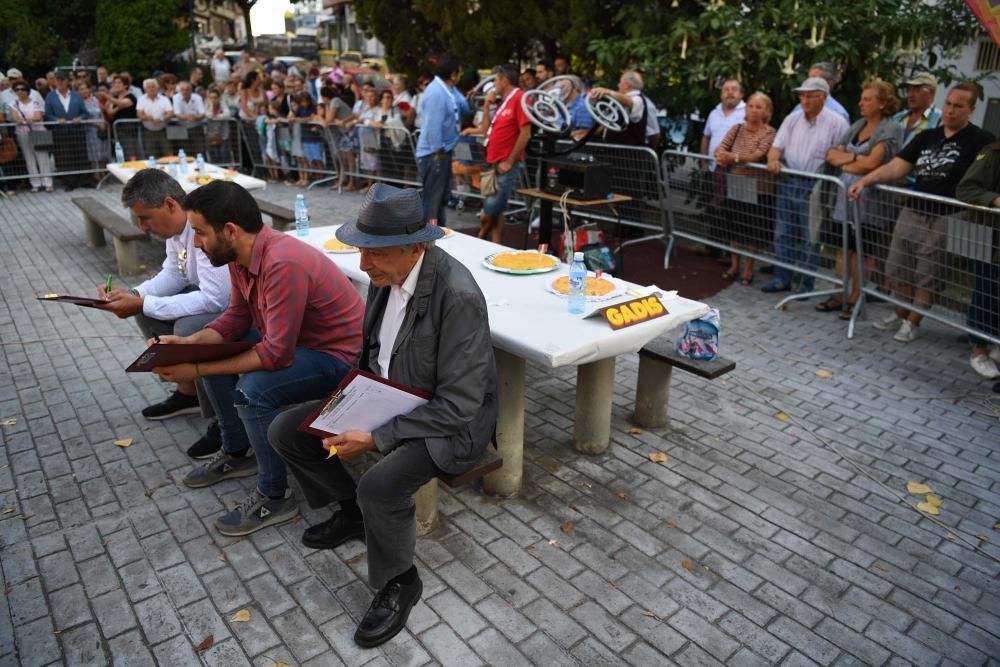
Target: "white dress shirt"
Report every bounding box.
[703,100,747,168]
[135,222,231,320]
[136,93,173,131]
[376,252,425,378]
[172,92,205,127]
[772,108,849,174]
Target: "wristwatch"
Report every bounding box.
[129,288,140,297]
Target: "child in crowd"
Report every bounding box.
[257,99,282,182]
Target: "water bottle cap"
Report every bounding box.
[573,251,584,261]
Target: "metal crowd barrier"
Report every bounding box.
[850,185,1000,346]
[112,118,242,170]
[0,119,110,188]
[661,149,849,305]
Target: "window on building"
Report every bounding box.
[975,39,1000,72]
[983,98,1000,137]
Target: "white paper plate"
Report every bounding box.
[482,251,560,275]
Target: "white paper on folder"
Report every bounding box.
[308,373,429,435]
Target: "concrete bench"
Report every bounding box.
[255,197,295,232]
[415,446,502,536]
[633,337,735,428]
[72,197,147,276]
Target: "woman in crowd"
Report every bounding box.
[714,92,778,285]
[220,79,241,117]
[818,79,902,318]
[238,71,265,121]
[7,78,53,192]
[106,74,138,160]
[204,86,233,164]
[321,85,359,191]
[294,91,325,185]
[355,86,381,181]
[76,81,107,173]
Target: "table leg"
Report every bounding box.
[539,198,554,250]
[414,478,438,537]
[484,347,524,498]
[573,357,615,455]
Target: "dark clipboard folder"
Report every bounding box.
[37,294,111,309]
[125,342,256,372]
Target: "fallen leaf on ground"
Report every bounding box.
[229,609,251,623]
[925,494,943,508]
[144,488,155,498]
[975,534,988,541]
[217,553,227,562]
[4,583,11,595]
[194,635,214,653]
[648,452,668,464]
[681,559,693,572]
[268,663,291,667]
[616,492,629,500]
[873,563,889,572]
[1,508,15,515]
[577,481,592,489]
[113,438,133,448]
[815,369,833,379]
[0,419,16,426]
[627,427,643,434]
[906,481,933,494]
[945,533,957,541]
[994,522,1000,530]
[774,412,789,422]
[665,522,677,529]
[915,501,940,515]
[548,539,560,548]
[560,523,574,533]
[642,610,660,620]
[525,544,535,551]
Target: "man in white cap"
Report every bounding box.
[269,182,498,649]
[763,76,848,293]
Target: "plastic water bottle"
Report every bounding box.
[114,141,125,164]
[177,149,188,175]
[146,156,155,169]
[294,194,310,237]
[195,153,205,174]
[568,251,587,315]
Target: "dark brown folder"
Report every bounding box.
[125,342,256,372]
[37,294,111,309]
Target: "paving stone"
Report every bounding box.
[7,576,48,625]
[134,593,183,645]
[91,588,137,638]
[516,631,579,667]
[49,582,92,630]
[521,597,588,649]
[271,607,329,663]
[418,623,484,666]
[569,600,638,652]
[59,622,108,666]
[426,589,488,639]
[14,616,60,667]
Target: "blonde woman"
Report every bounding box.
[820,79,902,317]
[714,92,778,285]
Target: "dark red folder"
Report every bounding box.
[37,294,111,309]
[125,342,256,372]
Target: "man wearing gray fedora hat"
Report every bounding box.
[269,182,498,648]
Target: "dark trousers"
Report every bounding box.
[417,152,453,225]
[269,401,441,589]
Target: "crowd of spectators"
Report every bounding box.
[0,54,996,383]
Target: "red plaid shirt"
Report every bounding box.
[206,226,363,370]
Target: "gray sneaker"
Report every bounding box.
[215,488,299,537]
[183,449,257,488]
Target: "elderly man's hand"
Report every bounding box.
[323,431,375,461]
[767,158,782,175]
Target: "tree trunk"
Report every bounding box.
[241,3,254,50]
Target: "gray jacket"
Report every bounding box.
[363,245,497,474]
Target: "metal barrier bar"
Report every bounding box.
[661,149,849,306]
[112,118,243,171]
[0,120,110,187]
[851,184,1000,346]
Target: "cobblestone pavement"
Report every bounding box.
[0,185,998,666]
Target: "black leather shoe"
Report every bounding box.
[301,511,365,550]
[353,575,422,648]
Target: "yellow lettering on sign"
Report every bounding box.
[630,301,648,318]
[606,307,624,326]
[644,297,664,315]
[620,305,636,324]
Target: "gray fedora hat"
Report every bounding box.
[336,183,444,248]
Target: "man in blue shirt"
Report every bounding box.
[44,70,90,190]
[414,54,469,224]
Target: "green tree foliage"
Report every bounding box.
[0,0,96,74]
[95,0,189,75]
[588,0,984,120]
[350,0,628,80]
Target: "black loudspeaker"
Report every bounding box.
[541,153,612,200]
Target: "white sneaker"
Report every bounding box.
[873,312,902,331]
[893,320,920,343]
[971,353,1000,379]
[989,345,1000,364]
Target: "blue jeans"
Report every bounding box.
[417,152,453,225]
[773,178,816,290]
[201,331,352,497]
[482,161,522,217]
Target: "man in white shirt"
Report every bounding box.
[99,170,231,454]
[172,80,206,151]
[701,79,746,167]
[211,51,231,84]
[764,76,849,293]
[590,70,657,147]
[136,78,173,158]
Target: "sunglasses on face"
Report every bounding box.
[13,87,27,92]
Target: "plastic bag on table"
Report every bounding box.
[675,308,720,361]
